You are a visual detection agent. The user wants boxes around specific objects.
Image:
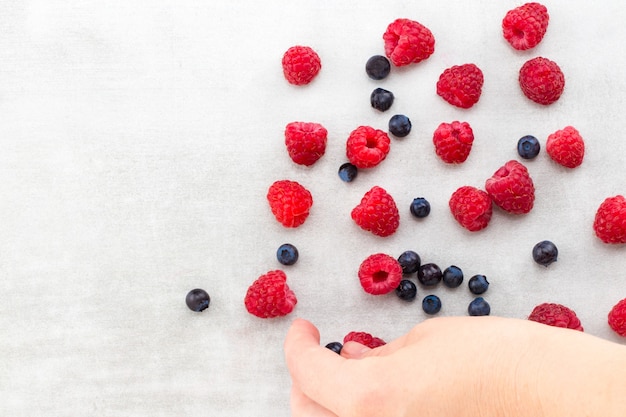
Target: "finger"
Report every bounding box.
[340,341,370,359]
[291,386,339,417]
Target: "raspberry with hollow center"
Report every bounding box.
[358,253,403,295]
[502,2,549,51]
[346,125,391,169]
[383,18,435,67]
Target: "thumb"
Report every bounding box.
[340,341,371,359]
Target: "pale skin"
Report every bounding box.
[284,316,626,417]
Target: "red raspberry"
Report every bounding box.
[346,125,391,169]
[502,2,549,51]
[593,195,626,244]
[281,45,321,86]
[343,331,386,348]
[358,253,403,295]
[383,18,435,67]
[546,126,585,168]
[244,270,297,318]
[449,186,493,232]
[485,160,535,214]
[528,303,584,331]
[608,297,626,337]
[266,180,313,228]
[436,64,484,109]
[519,57,565,105]
[284,121,328,166]
[351,186,400,237]
[432,121,475,164]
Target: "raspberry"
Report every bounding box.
[281,45,321,86]
[519,57,565,105]
[266,180,313,228]
[485,160,535,214]
[284,121,328,166]
[351,186,400,237]
[432,121,475,164]
[383,18,435,67]
[528,303,584,331]
[608,297,626,337]
[358,253,403,295]
[593,195,626,244]
[449,186,493,232]
[546,126,585,168]
[244,270,297,318]
[346,125,391,169]
[502,2,549,51]
[436,64,484,109]
[343,331,386,348]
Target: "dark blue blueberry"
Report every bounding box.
[532,240,558,267]
[397,250,421,274]
[277,243,299,265]
[325,342,343,354]
[410,197,431,218]
[370,88,394,112]
[185,288,211,312]
[365,55,391,80]
[517,135,541,159]
[442,265,464,288]
[422,294,442,315]
[395,279,417,301]
[388,114,412,137]
[468,297,491,316]
[338,162,358,182]
[417,263,442,286]
[468,274,489,294]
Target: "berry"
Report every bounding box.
[608,298,626,337]
[370,88,395,112]
[410,197,431,218]
[442,265,464,288]
[485,160,535,214]
[343,331,386,348]
[395,279,417,301]
[325,342,343,354]
[422,295,442,315]
[351,186,400,237]
[281,45,321,86]
[593,195,626,244]
[528,303,583,331]
[519,57,565,105]
[436,64,484,109]
[338,162,358,182]
[388,114,412,138]
[397,250,421,274]
[244,270,297,318]
[267,180,313,228]
[532,240,558,266]
[284,121,328,166]
[432,121,474,164]
[449,186,493,232]
[276,243,299,266]
[502,2,549,51]
[383,18,435,67]
[546,126,585,168]
[346,125,391,169]
[358,253,403,295]
[365,55,391,80]
[417,263,442,287]
[185,288,211,312]
[517,135,541,159]
[468,297,491,316]
[468,274,489,294]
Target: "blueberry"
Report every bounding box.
[277,243,299,265]
[468,297,491,316]
[365,55,391,80]
[185,288,211,312]
[517,135,540,159]
[410,197,431,218]
[422,295,442,315]
[442,265,464,288]
[417,263,442,286]
[325,342,343,354]
[370,88,394,112]
[388,114,412,137]
[468,274,489,294]
[397,250,421,274]
[532,240,558,267]
[395,279,417,301]
[338,162,358,182]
